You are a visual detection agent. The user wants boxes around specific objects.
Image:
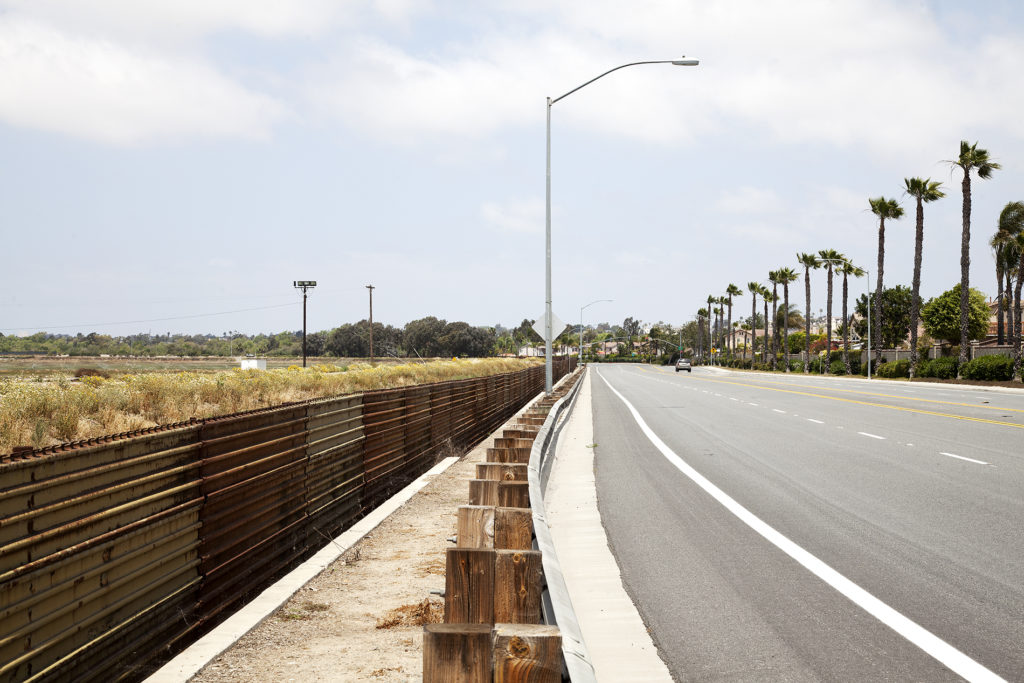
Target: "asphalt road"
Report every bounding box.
[590,364,1024,682]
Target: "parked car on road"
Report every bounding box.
[675,357,692,372]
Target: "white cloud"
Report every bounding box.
[481,199,543,234]
[0,17,286,144]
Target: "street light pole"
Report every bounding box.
[579,299,613,366]
[865,268,872,380]
[544,57,699,393]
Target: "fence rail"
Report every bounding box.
[0,358,575,682]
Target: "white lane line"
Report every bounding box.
[730,398,739,402]
[773,409,786,414]
[940,452,989,465]
[858,432,885,440]
[595,369,1004,683]
[749,403,759,407]
[807,419,824,424]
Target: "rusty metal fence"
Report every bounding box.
[0,358,575,682]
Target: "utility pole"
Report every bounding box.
[293,281,316,367]
[366,284,375,365]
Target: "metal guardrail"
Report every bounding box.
[527,368,596,683]
[0,358,576,682]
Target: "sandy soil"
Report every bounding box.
[188,418,496,682]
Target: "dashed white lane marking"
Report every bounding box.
[858,432,886,440]
[596,370,1005,683]
[749,403,759,407]
[807,419,824,424]
[940,452,989,465]
[773,409,786,414]
[730,398,739,402]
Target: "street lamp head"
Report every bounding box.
[672,59,700,66]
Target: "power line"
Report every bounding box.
[0,302,299,333]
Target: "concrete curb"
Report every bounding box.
[147,455,460,683]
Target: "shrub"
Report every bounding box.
[789,360,804,372]
[830,359,845,375]
[928,357,959,379]
[960,355,1014,381]
[914,359,932,377]
[877,359,909,378]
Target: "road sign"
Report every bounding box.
[532,311,566,342]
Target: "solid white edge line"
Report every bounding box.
[595,369,1004,683]
[858,431,886,440]
[939,452,990,465]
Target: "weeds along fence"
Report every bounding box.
[0,358,576,683]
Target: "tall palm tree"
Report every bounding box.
[761,286,774,367]
[714,305,724,359]
[994,201,1024,349]
[725,284,743,357]
[747,282,760,362]
[816,249,845,374]
[796,253,820,373]
[837,260,865,374]
[950,141,1000,376]
[717,296,729,352]
[1014,232,1024,381]
[776,267,799,371]
[696,307,709,361]
[767,271,782,370]
[869,196,905,366]
[902,178,945,378]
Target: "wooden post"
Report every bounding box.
[468,479,499,506]
[494,438,536,450]
[444,548,495,624]
[457,505,495,548]
[494,508,533,550]
[494,550,543,623]
[476,463,528,481]
[497,481,530,509]
[486,447,532,464]
[423,623,493,682]
[492,624,562,683]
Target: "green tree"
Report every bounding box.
[761,286,774,366]
[817,249,845,373]
[950,141,1000,376]
[904,177,945,378]
[869,196,905,365]
[921,284,989,346]
[767,271,782,369]
[796,253,821,373]
[992,202,1024,349]
[854,286,914,350]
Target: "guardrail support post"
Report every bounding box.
[493,624,562,683]
[423,623,493,681]
[494,550,544,623]
[444,548,496,624]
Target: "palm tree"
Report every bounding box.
[706,295,716,359]
[1014,232,1024,380]
[767,271,782,370]
[816,249,845,374]
[902,178,945,378]
[993,201,1024,350]
[697,307,709,362]
[950,141,1000,376]
[776,267,799,371]
[725,284,743,357]
[747,282,760,362]
[837,260,865,374]
[717,296,729,353]
[869,196,905,366]
[761,286,774,367]
[796,253,820,373]
[713,305,724,359]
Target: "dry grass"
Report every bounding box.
[374,599,443,629]
[0,358,540,454]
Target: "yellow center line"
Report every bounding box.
[708,374,1024,415]
[652,370,1024,430]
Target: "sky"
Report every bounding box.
[3,0,1024,338]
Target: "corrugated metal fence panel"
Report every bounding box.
[197,406,309,623]
[304,395,365,540]
[0,427,203,683]
[0,360,576,682]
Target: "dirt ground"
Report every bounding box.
[188,420,495,682]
